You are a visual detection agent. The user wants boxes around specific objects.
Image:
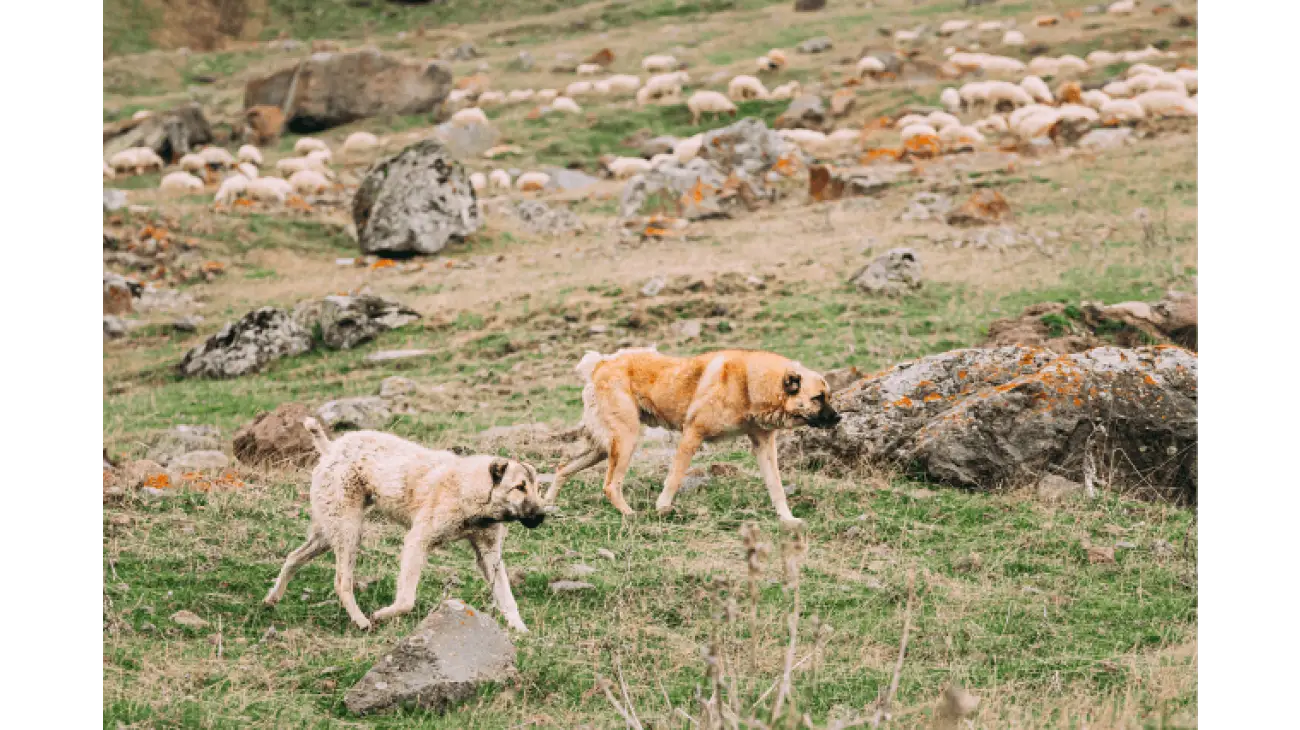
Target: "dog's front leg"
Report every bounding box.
[655,427,704,516]
[471,526,528,633]
[751,430,804,530]
[371,520,435,624]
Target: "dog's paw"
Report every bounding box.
[352,616,373,631]
[655,503,674,517]
[779,516,806,531]
[262,592,280,607]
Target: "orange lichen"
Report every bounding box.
[903,134,941,159]
[371,258,396,270]
[143,473,171,490]
[923,393,941,403]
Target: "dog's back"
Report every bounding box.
[309,429,457,522]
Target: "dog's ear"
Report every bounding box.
[783,371,802,396]
[489,458,509,485]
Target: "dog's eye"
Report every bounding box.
[813,393,826,403]
[515,482,527,492]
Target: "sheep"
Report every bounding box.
[160,171,205,195]
[949,53,1025,76]
[649,153,677,169]
[1126,63,1164,79]
[982,80,1034,110]
[756,49,787,72]
[1014,108,1062,140]
[778,129,827,146]
[594,80,612,95]
[939,124,985,150]
[1008,104,1055,130]
[1056,81,1083,105]
[1100,98,1146,124]
[469,172,487,191]
[769,81,802,100]
[602,155,653,179]
[477,91,506,107]
[642,54,679,73]
[342,132,380,161]
[199,146,236,169]
[973,115,1009,135]
[1057,55,1090,76]
[236,163,258,179]
[1020,76,1054,104]
[856,56,887,77]
[1086,50,1121,67]
[507,89,536,103]
[516,171,550,192]
[1107,0,1136,15]
[1057,104,1101,123]
[976,20,1007,33]
[1122,46,1175,63]
[894,29,922,45]
[727,75,769,101]
[214,174,249,205]
[895,113,930,129]
[109,147,165,174]
[1127,73,1188,96]
[446,89,472,111]
[900,123,939,144]
[959,81,993,107]
[940,87,962,113]
[577,63,603,75]
[536,89,559,103]
[1032,15,1060,27]
[687,90,737,125]
[605,75,643,94]
[245,176,293,203]
[634,85,657,106]
[451,108,491,127]
[489,169,512,189]
[938,19,971,37]
[103,160,114,179]
[1133,90,1196,117]
[673,134,704,163]
[565,81,594,97]
[641,71,689,101]
[1103,80,1134,98]
[307,148,333,166]
[237,144,263,165]
[1174,68,1197,94]
[294,137,329,155]
[927,111,962,130]
[179,153,207,175]
[275,156,329,176]
[550,97,582,114]
[1003,30,1026,47]
[1080,89,1111,111]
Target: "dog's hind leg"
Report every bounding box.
[371,517,433,624]
[603,424,641,516]
[655,427,704,516]
[330,507,371,630]
[546,445,606,504]
[471,525,528,633]
[264,524,330,606]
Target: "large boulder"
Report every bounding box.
[353,139,482,256]
[344,599,516,715]
[104,273,139,315]
[619,157,727,219]
[243,50,453,133]
[147,425,223,466]
[293,294,420,350]
[103,103,214,162]
[784,345,1198,501]
[850,248,923,295]
[317,396,392,431]
[232,403,327,468]
[698,117,790,179]
[178,307,313,378]
[509,201,586,237]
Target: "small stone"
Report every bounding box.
[365,349,434,363]
[566,563,597,578]
[640,276,666,297]
[1115,541,1137,550]
[171,316,202,333]
[596,548,616,560]
[797,36,833,54]
[708,463,740,477]
[549,580,595,593]
[317,396,392,431]
[104,315,128,339]
[1086,545,1116,564]
[675,320,702,340]
[171,610,209,628]
[170,450,230,471]
[1151,539,1175,557]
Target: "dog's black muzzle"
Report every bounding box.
[518,505,546,529]
[806,406,842,429]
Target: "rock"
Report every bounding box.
[549,580,595,593]
[233,402,327,468]
[178,307,313,379]
[1086,545,1116,564]
[170,610,209,629]
[353,139,481,256]
[507,51,534,72]
[244,50,452,133]
[850,248,923,295]
[103,189,128,213]
[104,315,127,339]
[437,120,501,160]
[785,345,1198,501]
[293,294,421,350]
[136,287,196,313]
[640,276,666,297]
[366,349,435,363]
[824,366,865,393]
[596,548,617,560]
[640,135,680,158]
[830,88,856,117]
[1078,127,1134,151]
[797,36,833,54]
[103,102,214,162]
[566,563,597,578]
[550,53,580,74]
[540,166,602,192]
[946,190,1012,226]
[794,0,827,10]
[318,397,392,431]
[170,450,230,471]
[809,165,893,201]
[441,43,479,61]
[509,200,586,237]
[620,158,727,219]
[775,95,827,132]
[148,425,222,466]
[379,376,418,400]
[985,297,1198,353]
[344,600,516,715]
[675,319,703,340]
[1037,474,1086,502]
[699,117,789,178]
[899,191,953,222]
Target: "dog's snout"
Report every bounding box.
[520,513,546,529]
[519,501,547,529]
[810,405,841,429]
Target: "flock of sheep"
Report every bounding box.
[102,0,1196,209]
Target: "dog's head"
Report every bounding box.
[466,456,547,529]
[779,363,841,429]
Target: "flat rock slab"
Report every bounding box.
[344,600,515,715]
[366,349,435,363]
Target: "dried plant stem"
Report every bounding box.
[873,569,916,728]
[598,672,644,730]
[771,589,801,725]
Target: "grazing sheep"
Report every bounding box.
[469,172,487,191]
[1026,56,1086,79]
[756,49,787,72]
[274,156,329,176]
[1003,30,1026,47]
[987,80,1035,109]
[939,19,971,36]
[939,124,985,150]
[769,81,802,100]
[1080,89,1112,111]
[895,113,930,129]
[200,146,236,169]
[289,169,330,194]
[602,155,653,179]
[642,54,679,73]
[1107,0,1136,15]
[550,96,582,114]
[307,148,333,166]
[777,129,827,156]
[507,89,536,103]
[1014,108,1061,140]
[214,174,249,205]
[1056,81,1083,105]
[179,153,207,175]
[565,81,594,97]
[900,123,939,144]
[894,29,921,45]
[109,147,165,174]
[649,153,677,169]
[593,80,612,95]
[1100,98,1146,124]
[976,20,1007,33]
[927,111,961,130]
[1103,80,1134,98]
[294,137,329,155]
[341,132,380,161]
[1020,76,1054,104]
[687,90,737,125]
[1122,46,1175,63]
[673,134,704,163]
[536,89,559,103]
[477,91,506,107]
[1057,104,1101,123]
[489,169,512,189]
[1173,68,1197,93]
[950,53,1026,76]
[1008,104,1055,129]
[1126,63,1164,79]
[605,75,643,94]
[160,171,204,195]
[236,163,258,179]
[856,56,887,77]
[446,89,472,111]
[958,81,992,107]
[516,171,550,192]
[237,144,263,165]
[577,63,603,75]
[727,75,769,101]
[640,71,689,103]
[1127,73,1188,96]
[973,114,1009,134]
[940,87,963,113]
[246,176,293,203]
[451,107,491,127]
[1133,90,1196,117]
[1086,50,1121,67]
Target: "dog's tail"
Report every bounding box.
[575,350,606,383]
[302,417,332,455]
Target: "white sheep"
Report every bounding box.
[1127,73,1188,96]
[976,20,1007,33]
[1173,68,1197,94]
[927,111,962,130]
[940,124,985,150]
[642,54,679,73]
[577,63,603,75]
[565,81,594,97]
[342,132,380,161]
[307,148,333,166]
[1008,104,1055,129]
[938,20,971,37]
[246,176,293,203]
[1080,90,1112,111]
[641,71,689,102]
[1003,30,1026,47]
[769,81,802,100]
[1107,0,1136,15]
[1057,104,1101,123]
[237,144,263,165]
[894,29,921,45]
[236,162,258,179]
[289,169,330,194]
[179,153,207,175]
[516,171,550,192]
[974,115,1009,134]
[1126,63,1164,79]
[507,89,536,103]
[160,171,204,195]
[958,81,993,107]
[602,155,653,179]
[687,90,737,125]
[1014,108,1061,140]
[489,169,512,189]
[200,146,236,169]
[103,160,114,179]
[856,56,887,77]
[1103,80,1134,98]
[1086,50,1121,67]
[294,137,329,155]
[1020,76,1054,104]
[1100,98,1146,123]
[894,113,930,129]
[469,172,487,191]
[777,129,827,156]
[605,75,643,94]
[900,123,939,144]
[594,80,612,95]
[274,156,329,176]
[550,96,582,114]
[727,75,769,101]
[940,87,962,113]
[446,89,472,111]
[536,89,559,103]
[214,174,249,205]
[649,153,677,169]
[477,91,506,107]
[673,134,704,163]
[1133,90,1197,117]
[1122,46,1176,63]
[109,147,165,174]
[451,107,491,127]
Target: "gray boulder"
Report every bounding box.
[640,135,680,158]
[103,189,128,213]
[147,425,223,466]
[293,294,420,350]
[797,36,834,53]
[317,396,392,431]
[178,307,313,378]
[353,139,482,256]
[344,600,516,715]
[104,315,127,339]
[541,166,602,192]
[783,345,1198,501]
[103,102,214,162]
[510,200,586,236]
[619,157,726,219]
[850,248,923,295]
[698,117,789,178]
[775,95,827,131]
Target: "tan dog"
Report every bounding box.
[547,348,840,527]
[264,419,546,631]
